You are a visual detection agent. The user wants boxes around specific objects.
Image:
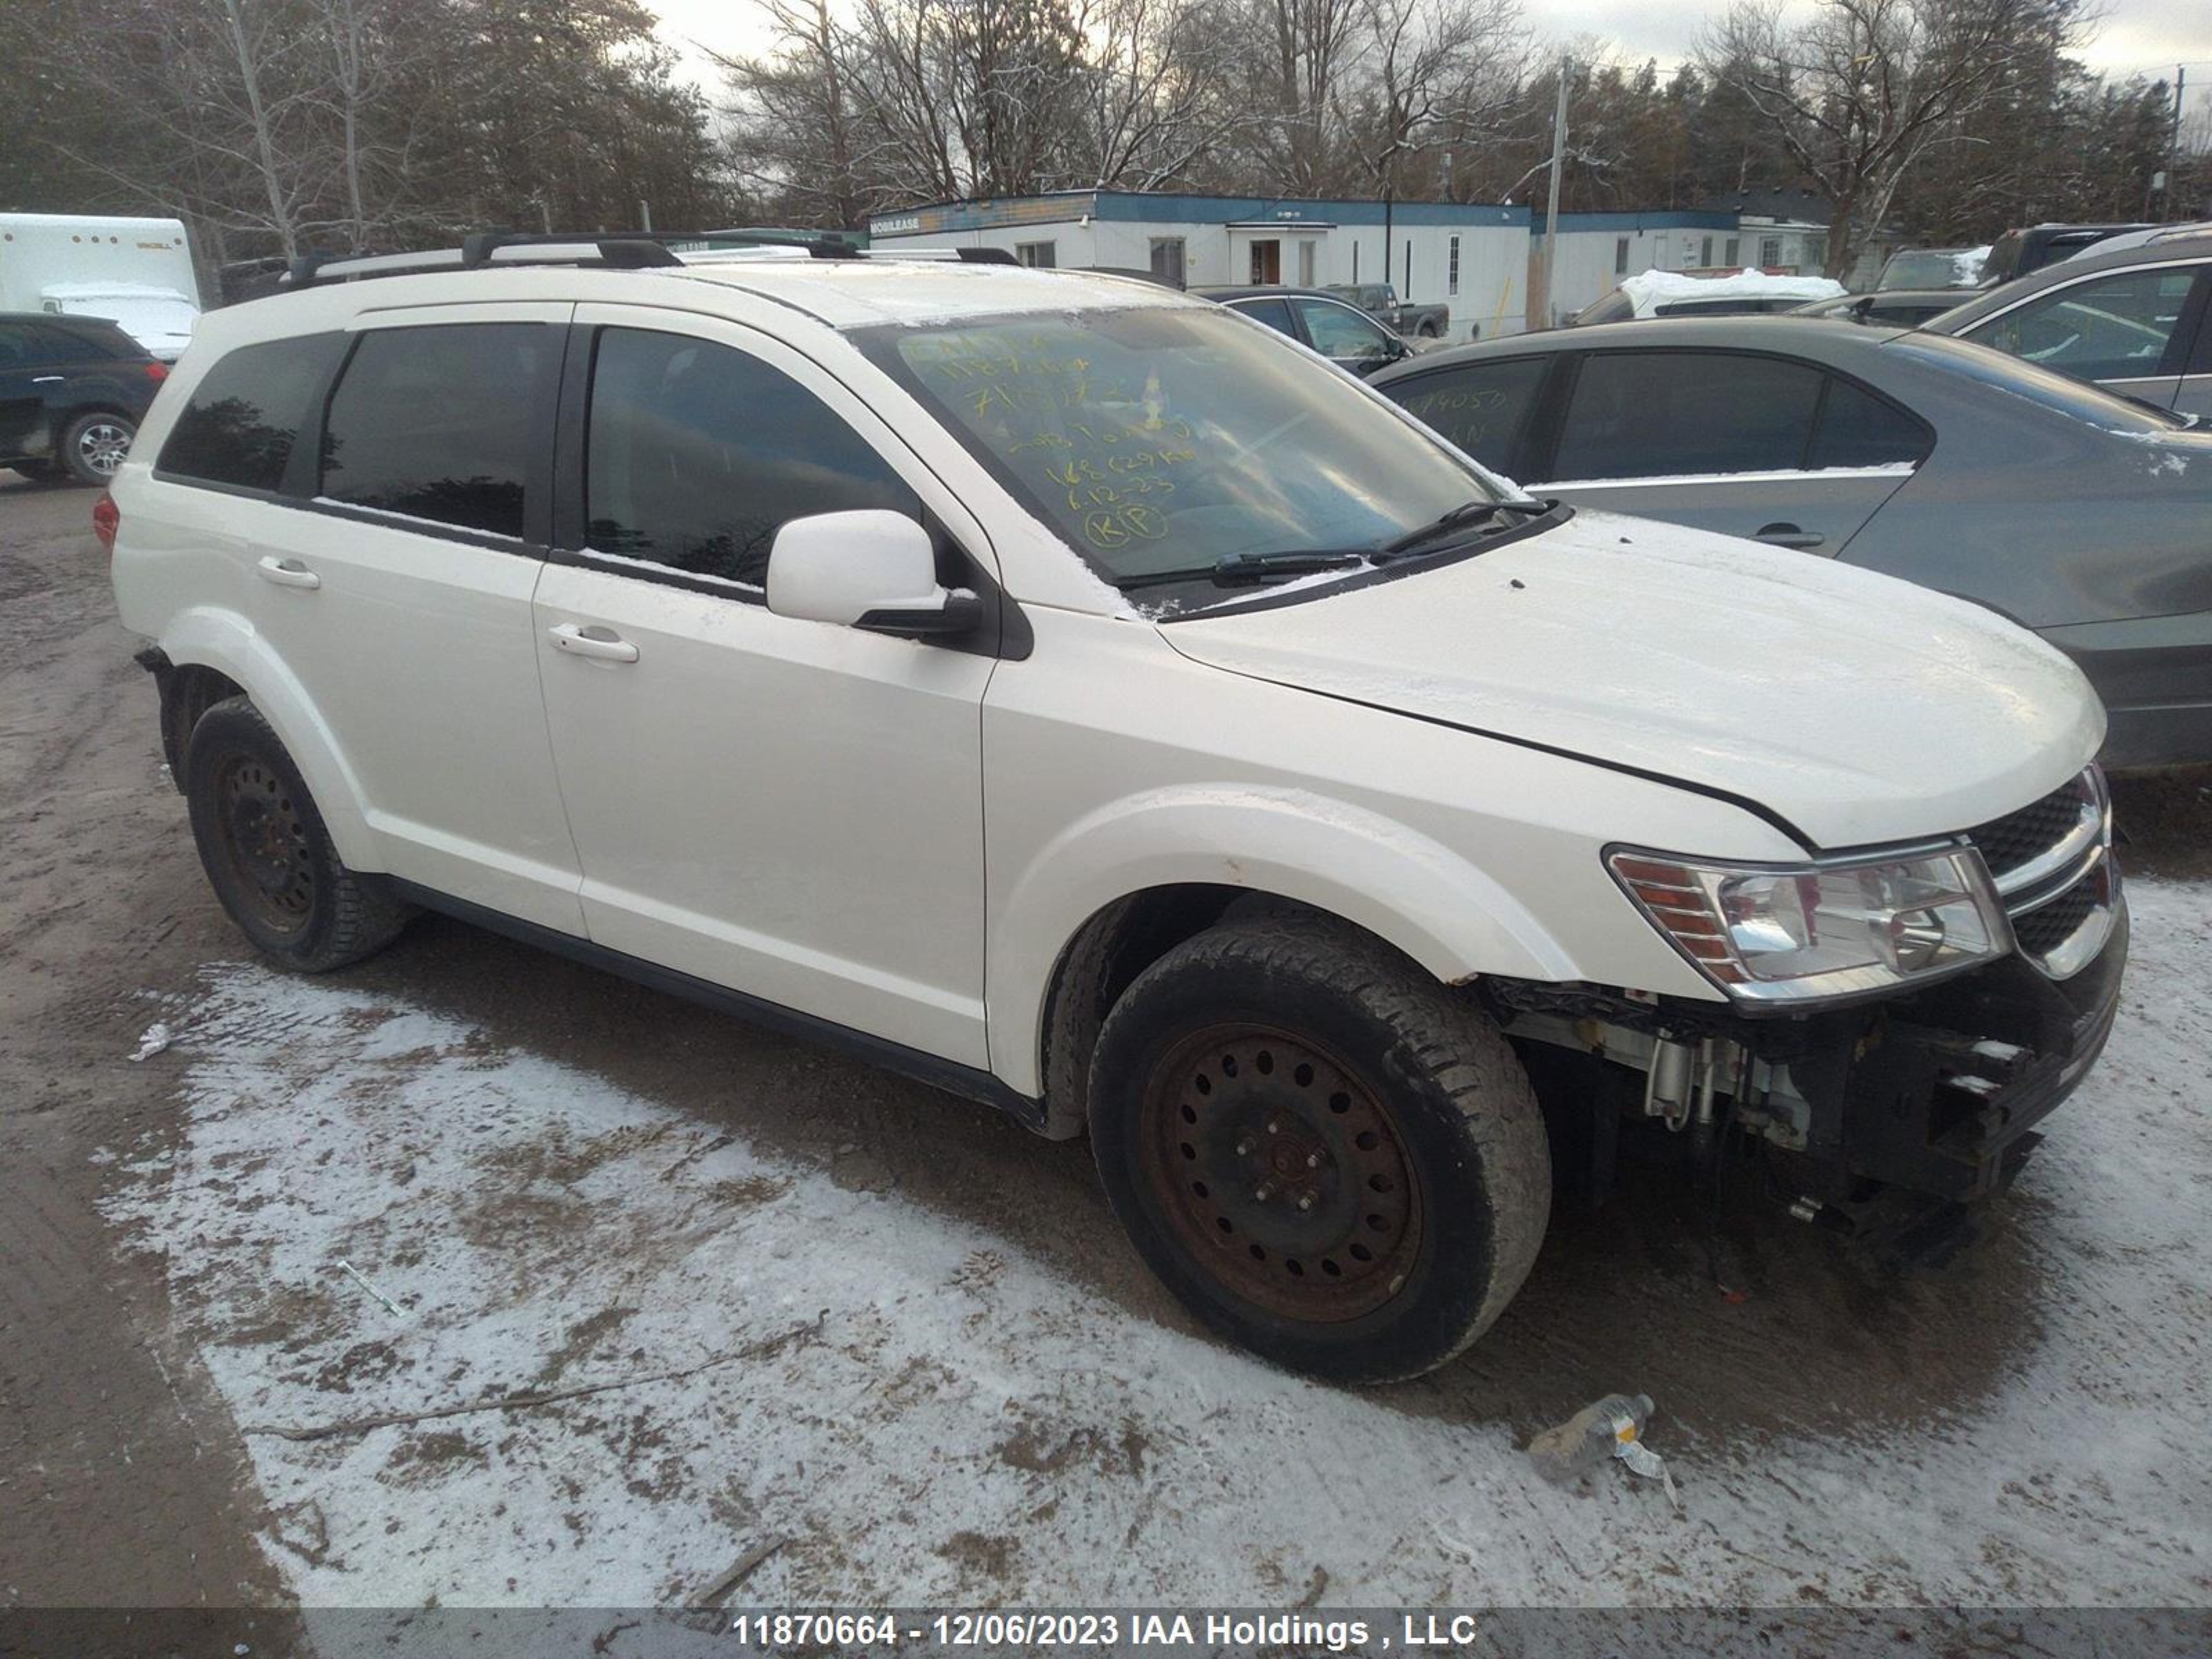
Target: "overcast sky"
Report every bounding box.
[651,0,2211,129]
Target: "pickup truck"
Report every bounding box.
[1326,283,1450,339]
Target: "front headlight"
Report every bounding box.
[1607,844,2007,1006]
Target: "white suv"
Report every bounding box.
[106,237,2126,1382]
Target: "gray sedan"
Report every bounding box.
[1369,317,2212,768]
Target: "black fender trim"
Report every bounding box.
[379,878,1047,1133]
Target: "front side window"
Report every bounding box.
[321,324,547,538]
[160,332,344,493]
[1550,352,1826,481]
[1294,298,1394,364]
[1974,266,2200,382]
[583,328,916,588]
[1385,357,1548,474]
[859,306,1503,595]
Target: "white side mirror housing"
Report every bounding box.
[765,509,980,637]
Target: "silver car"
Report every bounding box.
[1369,316,2212,768]
[1924,231,2212,418]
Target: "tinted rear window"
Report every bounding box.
[158,333,344,492]
[320,324,548,538]
[1891,332,2187,433]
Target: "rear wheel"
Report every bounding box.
[184,697,412,972]
[59,411,135,484]
[1089,915,1550,1382]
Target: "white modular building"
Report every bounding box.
[867,191,1535,340]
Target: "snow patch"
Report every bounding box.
[102,883,2212,1606]
[1618,268,1845,317]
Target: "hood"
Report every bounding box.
[43,283,198,362]
[1159,510,2102,851]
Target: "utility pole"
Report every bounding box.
[2171,68,2186,218]
[1530,55,1571,330]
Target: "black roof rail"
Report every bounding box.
[274,227,1022,292]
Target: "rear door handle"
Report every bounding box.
[256,556,321,589]
[547,622,639,664]
[1753,523,1826,550]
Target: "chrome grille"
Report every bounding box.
[1962,767,2117,980]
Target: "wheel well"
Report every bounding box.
[1037,884,1403,1139]
[154,662,245,785]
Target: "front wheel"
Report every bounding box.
[1088,916,1550,1383]
[59,411,135,484]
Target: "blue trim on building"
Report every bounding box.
[1532,209,1736,235]
[868,190,1529,236]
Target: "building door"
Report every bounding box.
[1249,239,1281,284]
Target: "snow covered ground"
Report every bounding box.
[98,881,2212,1612]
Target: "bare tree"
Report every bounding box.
[1703,0,2088,278]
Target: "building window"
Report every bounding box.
[1759,235,1782,269]
[1352,243,1360,282]
[1149,237,1185,287]
[1404,241,1413,294]
[1724,236,1740,267]
[1448,235,1460,296]
[1614,236,1630,275]
[1015,241,1056,268]
[1248,238,1281,284]
[1700,235,1714,267]
[1297,239,1316,286]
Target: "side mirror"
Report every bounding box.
[765,509,982,639]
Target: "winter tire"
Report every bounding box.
[1089,915,1550,1383]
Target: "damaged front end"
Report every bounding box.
[1488,767,2127,1253]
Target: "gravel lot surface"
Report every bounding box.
[2,474,2208,1633]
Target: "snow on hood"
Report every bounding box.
[1159,509,2102,851]
[41,281,198,360]
[1620,268,1846,316]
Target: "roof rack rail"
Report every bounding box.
[279,229,1020,290]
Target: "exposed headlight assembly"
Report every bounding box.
[1607,845,2007,1006]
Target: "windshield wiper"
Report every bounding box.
[1119,549,1369,590]
[1376,496,1550,559]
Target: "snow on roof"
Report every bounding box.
[669,259,1200,329]
[41,281,198,359]
[1618,267,1846,317]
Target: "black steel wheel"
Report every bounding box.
[1139,1023,1422,1324]
[183,697,413,972]
[1089,914,1550,1383]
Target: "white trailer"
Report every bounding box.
[0,214,202,360]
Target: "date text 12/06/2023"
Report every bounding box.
[722,1611,1487,1651]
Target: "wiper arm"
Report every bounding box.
[1118,549,1369,590]
[1378,496,1550,559]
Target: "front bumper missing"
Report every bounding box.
[1773,894,2128,1206]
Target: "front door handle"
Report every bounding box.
[256,555,321,589]
[547,622,639,664]
[32,375,63,384]
[1754,523,1826,550]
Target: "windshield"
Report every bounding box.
[855,307,1506,590]
[1881,251,1969,290]
[1890,330,2188,433]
